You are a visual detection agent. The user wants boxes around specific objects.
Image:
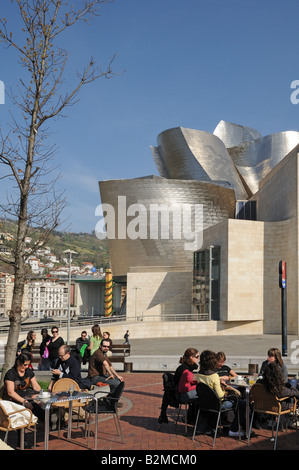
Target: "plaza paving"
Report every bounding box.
[3,371,298,452]
[2,333,299,453]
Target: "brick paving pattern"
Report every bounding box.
[2,372,298,451]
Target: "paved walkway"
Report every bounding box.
[3,372,298,452]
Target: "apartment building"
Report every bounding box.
[27,281,69,318]
[0,273,29,317]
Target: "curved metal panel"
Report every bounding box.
[99,176,235,276]
[153,127,248,200]
[213,120,262,147]
[228,131,299,194]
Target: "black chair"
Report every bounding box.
[158,372,179,429]
[192,382,240,447]
[158,372,190,433]
[84,390,125,445]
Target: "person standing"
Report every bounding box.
[46,326,64,369]
[38,328,51,371]
[123,330,130,345]
[88,324,102,356]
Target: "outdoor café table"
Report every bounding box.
[30,390,98,450]
[228,379,253,439]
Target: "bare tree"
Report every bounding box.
[0,0,116,387]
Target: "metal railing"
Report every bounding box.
[0,310,210,336]
[130,312,209,322]
[0,314,128,335]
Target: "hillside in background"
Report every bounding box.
[0,218,110,272]
[50,230,110,269]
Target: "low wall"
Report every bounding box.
[10,319,264,344]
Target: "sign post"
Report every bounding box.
[279,260,287,356]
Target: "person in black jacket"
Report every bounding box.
[38,328,51,371]
[48,345,92,391]
[74,330,90,366]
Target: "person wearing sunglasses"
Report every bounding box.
[174,348,200,404]
[46,326,65,369]
[88,339,124,405]
[2,352,44,448]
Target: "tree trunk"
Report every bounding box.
[0,197,28,388]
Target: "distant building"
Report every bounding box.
[27,280,69,318]
[0,273,29,317]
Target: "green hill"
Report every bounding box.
[0,218,110,271]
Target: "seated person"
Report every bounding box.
[259,348,288,383]
[74,331,90,366]
[216,351,237,382]
[102,331,113,357]
[257,362,299,408]
[174,348,199,403]
[2,352,44,448]
[88,339,124,405]
[197,350,246,437]
[17,330,36,369]
[48,345,92,391]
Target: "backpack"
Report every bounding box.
[158,372,180,425]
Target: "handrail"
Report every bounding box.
[0,314,127,335]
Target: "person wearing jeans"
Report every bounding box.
[197,350,246,437]
[88,339,125,403]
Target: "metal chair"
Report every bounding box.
[0,399,37,449]
[175,402,190,432]
[84,389,125,445]
[192,382,240,447]
[248,383,297,450]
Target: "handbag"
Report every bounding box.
[42,346,49,359]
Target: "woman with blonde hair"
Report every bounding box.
[88,324,102,356]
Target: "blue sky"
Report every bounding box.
[1,0,299,233]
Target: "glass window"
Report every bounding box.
[193,246,220,320]
[235,200,257,220]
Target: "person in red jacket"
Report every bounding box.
[174,348,199,403]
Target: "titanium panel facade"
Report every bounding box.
[213,120,262,147]
[99,176,235,277]
[227,131,299,194]
[150,127,248,200]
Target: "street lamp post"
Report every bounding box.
[63,249,77,344]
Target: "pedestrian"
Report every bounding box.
[123,330,130,345]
